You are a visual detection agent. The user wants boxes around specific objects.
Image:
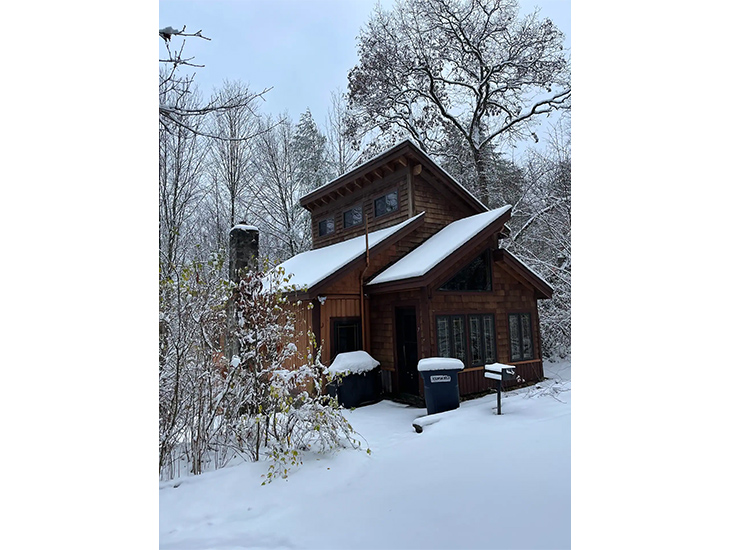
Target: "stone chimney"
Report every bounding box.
[229,221,259,283]
[227,222,259,360]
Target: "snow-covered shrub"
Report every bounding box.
[222,264,362,480]
[159,259,363,481]
[159,250,233,479]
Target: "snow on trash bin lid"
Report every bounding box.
[327,351,380,376]
[417,357,465,372]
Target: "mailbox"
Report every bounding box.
[485,363,516,381]
[483,362,518,415]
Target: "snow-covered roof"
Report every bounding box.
[278,213,425,292]
[327,351,380,376]
[367,205,511,286]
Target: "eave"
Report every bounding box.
[299,139,487,215]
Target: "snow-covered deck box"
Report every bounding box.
[264,139,552,404]
[326,351,382,408]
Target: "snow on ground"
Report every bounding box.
[159,358,571,550]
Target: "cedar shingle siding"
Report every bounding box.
[289,140,550,399]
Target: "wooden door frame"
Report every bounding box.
[392,301,421,395]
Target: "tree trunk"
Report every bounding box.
[473,145,490,209]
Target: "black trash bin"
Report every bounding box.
[327,367,381,408]
[326,351,382,408]
[418,358,464,414]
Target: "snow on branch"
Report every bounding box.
[159,25,211,43]
[482,88,571,147]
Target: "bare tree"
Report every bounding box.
[325,90,364,176]
[506,119,571,357]
[250,114,311,261]
[347,0,570,206]
[159,26,271,140]
[207,81,262,231]
[159,75,208,278]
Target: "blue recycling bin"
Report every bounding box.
[418,358,464,414]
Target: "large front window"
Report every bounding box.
[436,314,496,366]
[508,313,534,361]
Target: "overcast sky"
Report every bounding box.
[159,0,571,139]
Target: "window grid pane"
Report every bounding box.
[343,205,362,228]
[374,190,398,217]
[452,316,466,363]
[436,316,450,357]
[509,314,521,361]
[521,313,534,360]
[469,315,483,366]
[318,218,334,236]
[483,315,496,363]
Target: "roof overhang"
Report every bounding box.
[299,139,487,214]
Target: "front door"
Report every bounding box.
[395,307,419,395]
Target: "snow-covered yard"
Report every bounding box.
[159,359,571,550]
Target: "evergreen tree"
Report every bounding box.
[292,109,331,193]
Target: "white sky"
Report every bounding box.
[5,1,729,547]
[159,0,571,134]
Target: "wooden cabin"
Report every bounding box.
[277,139,552,402]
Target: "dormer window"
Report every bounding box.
[374,189,398,217]
[343,205,363,229]
[318,217,335,237]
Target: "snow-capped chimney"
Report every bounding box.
[229,222,259,282]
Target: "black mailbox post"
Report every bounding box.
[484,363,517,415]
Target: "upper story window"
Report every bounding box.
[318,217,335,237]
[439,250,492,291]
[374,189,398,218]
[343,205,363,229]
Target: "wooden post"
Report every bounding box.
[497,378,502,415]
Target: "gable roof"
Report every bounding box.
[492,249,553,299]
[277,212,425,297]
[299,139,487,214]
[367,205,512,289]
